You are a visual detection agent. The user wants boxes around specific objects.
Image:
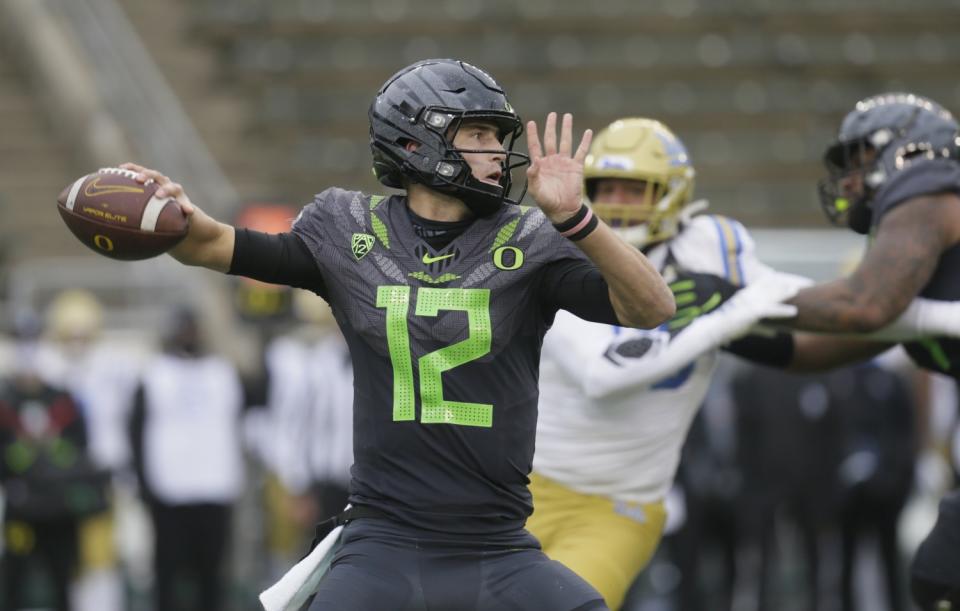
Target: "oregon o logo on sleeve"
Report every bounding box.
[93,235,115,251]
[493,246,523,271]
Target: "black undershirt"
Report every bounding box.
[405,206,474,251]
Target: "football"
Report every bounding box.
[56,167,189,261]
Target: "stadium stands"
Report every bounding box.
[0,0,954,326]
[175,0,960,224]
[0,44,87,261]
[3,0,959,265]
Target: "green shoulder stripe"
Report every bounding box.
[490,207,530,252]
[371,212,390,249]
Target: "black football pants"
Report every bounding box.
[1,518,78,611]
[911,490,960,610]
[308,518,609,611]
[149,501,231,611]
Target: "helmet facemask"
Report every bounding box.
[818,136,885,235]
[415,108,529,217]
[587,174,692,248]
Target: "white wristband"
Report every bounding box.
[865,298,960,341]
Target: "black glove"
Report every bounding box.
[667,271,739,332]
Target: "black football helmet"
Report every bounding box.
[369,59,529,217]
[819,92,960,234]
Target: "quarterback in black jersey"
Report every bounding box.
[120,59,673,611]
[764,93,960,610]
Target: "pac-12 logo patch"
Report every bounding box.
[352,233,375,260]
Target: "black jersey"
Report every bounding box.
[279,188,616,534]
[872,159,960,377]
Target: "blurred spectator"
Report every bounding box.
[723,359,917,611]
[0,309,108,611]
[43,290,141,471]
[129,306,244,611]
[41,289,139,611]
[731,364,846,611]
[832,362,916,611]
[665,397,743,611]
[263,291,352,541]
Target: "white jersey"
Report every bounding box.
[36,340,143,471]
[534,211,773,504]
[267,331,354,494]
[141,353,245,504]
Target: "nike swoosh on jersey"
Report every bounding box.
[422,252,455,265]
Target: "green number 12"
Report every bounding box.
[376,286,493,427]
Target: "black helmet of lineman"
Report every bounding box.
[369,59,529,217]
[819,92,959,234]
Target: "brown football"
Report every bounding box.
[56,167,188,261]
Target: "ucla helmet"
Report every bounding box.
[819,92,959,234]
[369,59,529,217]
[584,118,695,248]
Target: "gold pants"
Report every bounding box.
[526,472,666,611]
[79,511,116,570]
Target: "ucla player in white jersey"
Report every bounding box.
[527,117,960,610]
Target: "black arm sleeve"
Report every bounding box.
[724,331,795,369]
[228,228,327,297]
[540,259,620,325]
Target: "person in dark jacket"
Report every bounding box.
[0,311,105,611]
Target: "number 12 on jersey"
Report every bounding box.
[376,286,494,427]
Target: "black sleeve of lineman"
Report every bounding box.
[724,331,795,369]
[540,259,620,325]
[228,228,328,298]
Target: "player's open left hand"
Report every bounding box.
[526,112,592,224]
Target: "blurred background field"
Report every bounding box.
[0,0,959,609]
